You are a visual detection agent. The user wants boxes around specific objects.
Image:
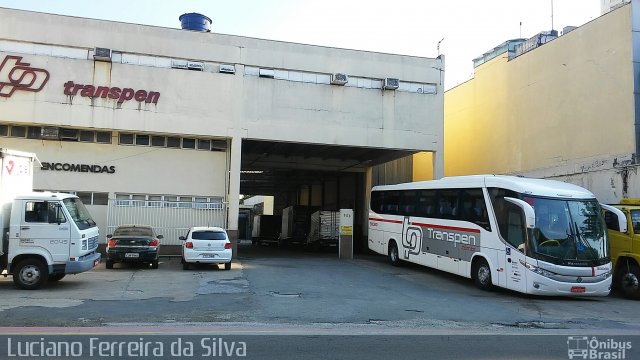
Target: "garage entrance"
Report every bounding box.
[239,139,416,255]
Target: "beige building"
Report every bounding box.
[0,8,444,252]
[415,0,639,204]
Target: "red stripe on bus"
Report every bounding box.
[368,218,403,224]
[410,222,481,234]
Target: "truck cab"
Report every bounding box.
[604,199,640,299]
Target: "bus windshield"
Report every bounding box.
[524,196,608,266]
[63,197,97,230]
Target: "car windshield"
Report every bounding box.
[631,210,640,233]
[62,197,96,230]
[114,227,153,237]
[525,196,608,265]
[192,230,227,240]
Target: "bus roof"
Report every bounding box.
[371,175,596,199]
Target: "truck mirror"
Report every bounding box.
[600,204,628,233]
[504,197,536,229]
[48,204,63,225]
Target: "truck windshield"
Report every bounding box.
[524,196,608,266]
[63,197,96,230]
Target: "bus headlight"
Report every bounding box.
[521,260,556,278]
[81,239,87,250]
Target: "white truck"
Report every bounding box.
[1,148,101,289]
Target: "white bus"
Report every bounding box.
[368,175,626,296]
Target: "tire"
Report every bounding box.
[388,241,401,267]
[617,262,640,299]
[474,258,493,291]
[224,261,231,270]
[49,274,66,282]
[13,258,49,290]
[105,260,114,269]
[183,260,190,270]
[151,260,159,269]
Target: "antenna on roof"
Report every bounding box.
[551,0,555,30]
[437,37,445,56]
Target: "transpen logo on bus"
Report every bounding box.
[402,217,481,261]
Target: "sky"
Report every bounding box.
[0,0,603,90]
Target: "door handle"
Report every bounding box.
[20,226,30,230]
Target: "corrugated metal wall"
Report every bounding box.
[372,155,413,186]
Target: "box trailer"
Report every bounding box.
[280,205,319,245]
[307,210,339,247]
[251,214,282,245]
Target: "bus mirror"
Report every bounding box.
[600,203,628,233]
[504,197,536,229]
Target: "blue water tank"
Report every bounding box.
[179,13,212,32]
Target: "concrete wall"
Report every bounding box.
[414,4,640,203]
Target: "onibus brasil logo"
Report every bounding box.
[0,55,50,97]
[567,336,632,359]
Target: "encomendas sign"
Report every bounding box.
[41,162,115,174]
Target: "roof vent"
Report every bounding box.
[384,78,399,90]
[93,47,111,62]
[179,13,212,32]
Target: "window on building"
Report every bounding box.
[76,191,92,205]
[0,124,8,136]
[151,136,166,147]
[10,126,26,138]
[96,131,112,144]
[147,195,162,207]
[197,139,211,150]
[167,137,181,148]
[93,192,109,205]
[182,138,196,149]
[27,126,41,139]
[79,130,95,142]
[136,134,150,146]
[119,133,134,145]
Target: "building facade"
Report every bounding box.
[415,0,640,204]
[0,8,444,251]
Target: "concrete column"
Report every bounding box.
[362,167,373,240]
[227,134,242,257]
[433,148,444,179]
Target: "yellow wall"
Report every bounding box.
[415,6,635,178]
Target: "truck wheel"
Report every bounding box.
[105,260,114,269]
[151,260,159,269]
[474,258,493,291]
[48,274,66,282]
[224,262,231,270]
[388,241,401,267]
[13,258,49,290]
[618,263,640,299]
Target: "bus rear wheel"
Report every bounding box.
[388,241,401,267]
[473,258,493,291]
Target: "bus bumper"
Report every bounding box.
[526,273,612,297]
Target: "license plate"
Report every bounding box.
[571,286,586,293]
[202,253,216,258]
[125,253,139,258]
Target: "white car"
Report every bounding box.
[180,227,232,270]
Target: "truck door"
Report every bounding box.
[20,201,70,263]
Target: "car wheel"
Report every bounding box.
[48,274,66,282]
[105,260,114,269]
[618,262,640,299]
[388,241,401,267]
[13,258,49,290]
[183,261,190,270]
[474,258,493,291]
[224,262,231,270]
[151,260,159,269]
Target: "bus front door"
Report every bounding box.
[505,246,527,292]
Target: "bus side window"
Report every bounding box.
[489,187,522,248]
[459,189,491,230]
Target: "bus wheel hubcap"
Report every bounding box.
[478,266,490,284]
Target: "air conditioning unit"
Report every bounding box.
[384,78,399,90]
[219,64,236,74]
[187,61,204,71]
[331,73,348,85]
[171,59,188,70]
[41,127,59,140]
[93,47,112,62]
[259,69,275,78]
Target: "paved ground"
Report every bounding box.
[0,241,639,333]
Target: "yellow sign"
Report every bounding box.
[340,226,353,236]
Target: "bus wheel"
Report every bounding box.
[618,263,640,299]
[474,259,493,291]
[13,258,49,290]
[388,241,401,267]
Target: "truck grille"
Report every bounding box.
[88,235,99,250]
